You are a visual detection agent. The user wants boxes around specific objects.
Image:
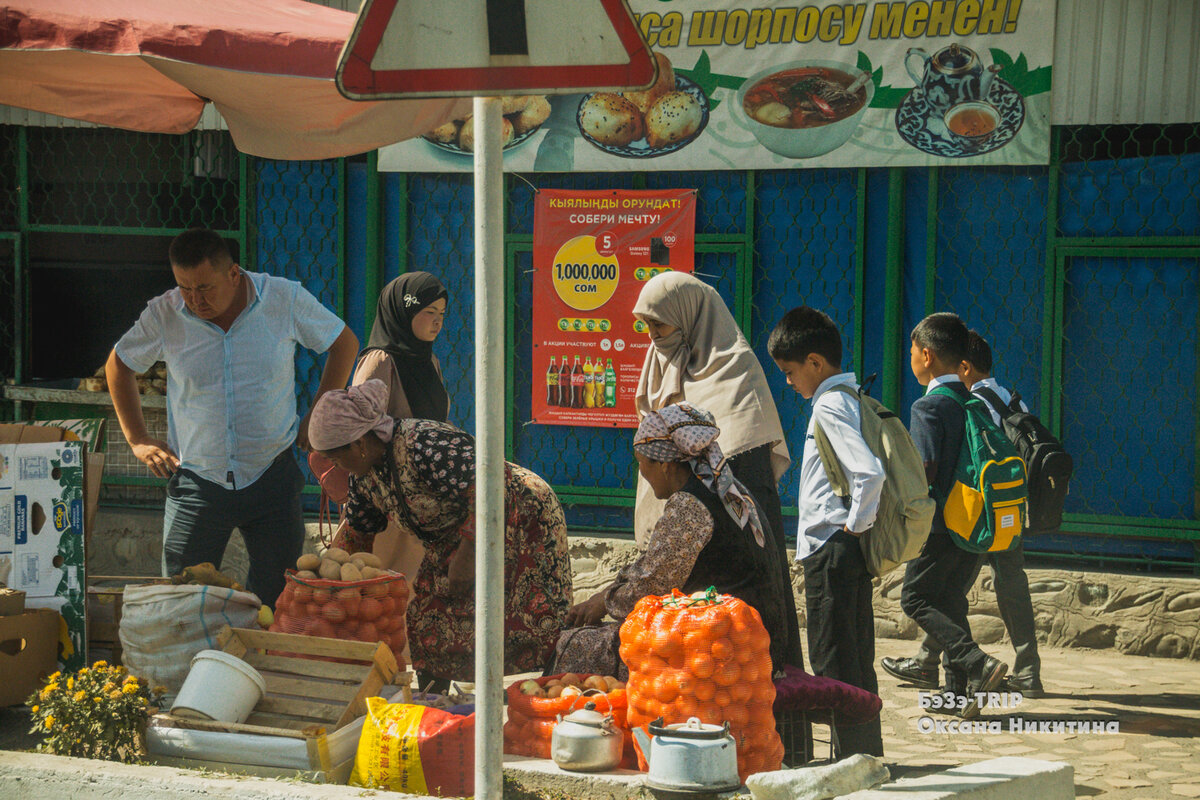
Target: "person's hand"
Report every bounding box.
[447,539,475,597]
[565,590,608,627]
[131,438,179,478]
[296,410,314,452]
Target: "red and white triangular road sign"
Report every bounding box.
[336,0,656,99]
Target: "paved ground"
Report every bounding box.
[3,638,1199,798]
[873,637,1200,799]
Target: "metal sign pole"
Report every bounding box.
[473,94,505,800]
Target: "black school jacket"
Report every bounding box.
[909,380,971,537]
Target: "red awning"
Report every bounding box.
[0,0,471,159]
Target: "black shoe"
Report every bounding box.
[880,656,940,689]
[958,656,1009,719]
[1004,675,1045,698]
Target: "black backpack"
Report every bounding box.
[975,387,1073,535]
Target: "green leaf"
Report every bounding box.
[857,51,873,75]
[870,86,910,110]
[1014,53,1028,74]
[989,48,1015,71]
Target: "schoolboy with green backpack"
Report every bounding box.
[887,313,1010,720]
[886,331,1051,698]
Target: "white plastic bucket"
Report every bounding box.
[170,649,266,724]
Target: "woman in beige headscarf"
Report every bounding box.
[633,271,803,666]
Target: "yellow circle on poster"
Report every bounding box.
[551,236,619,312]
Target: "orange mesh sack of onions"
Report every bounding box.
[270,549,410,666]
[620,588,782,782]
[503,673,636,767]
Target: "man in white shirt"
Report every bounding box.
[882,330,1043,697]
[106,228,358,605]
[769,306,885,758]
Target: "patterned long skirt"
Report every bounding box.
[406,464,572,680]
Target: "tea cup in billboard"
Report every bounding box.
[905,43,993,114]
[943,101,1001,147]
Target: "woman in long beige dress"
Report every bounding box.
[351,272,450,594]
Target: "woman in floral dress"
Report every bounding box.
[309,380,571,687]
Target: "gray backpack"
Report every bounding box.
[813,382,935,577]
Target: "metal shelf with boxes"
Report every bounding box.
[3,381,168,506]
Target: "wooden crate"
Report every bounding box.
[148,625,411,775]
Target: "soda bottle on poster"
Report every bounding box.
[570,355,585,409]
[583,357,595,408]
[605,359,617,407]
[592,356,606,407]
[559,355,572,407]
[546,357,558,407]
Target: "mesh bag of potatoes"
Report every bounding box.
[269,548,410,667]
[502,672,636,768]
[620,588,782,782]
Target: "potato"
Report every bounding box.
[603,676,623,691]
[583,675,608,692]
[340,563,363,582]
[323,547,351,564]
[296,554,321,571]
[318,559,343,580]
[361,566,383,580]
[355,552,383,569]
[560,672,580,687]
[546,684,565,699]
[560,686,582,698]
[295,570,319,580]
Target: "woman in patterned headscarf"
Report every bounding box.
[310,380,572,690]
[633,272,803,672]
[551,402,796,679]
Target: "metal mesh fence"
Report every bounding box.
[2,121,1199,567]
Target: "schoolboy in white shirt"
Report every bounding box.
[769,306,885,758]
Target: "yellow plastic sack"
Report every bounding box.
[350,696,474,797]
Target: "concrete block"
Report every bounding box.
[0,750,429,799]
[839,757,1073,800]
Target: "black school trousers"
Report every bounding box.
[900,531,987,683]
[802,529,884,758]
[915,539,1040,682]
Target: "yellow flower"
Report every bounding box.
[122,675,138,686]
[67,677,74,690]
[73,690,86,702]
[102,682,115,693]
[40,683,58,699]
[109,690,122,700]
[44,715,55,730]
[92,660,108,669]
[78,667,89,676]
[31,705,39,714]
[48,671,61,682]
[121,683,138,695]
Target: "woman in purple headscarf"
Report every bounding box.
[551,402,795,680]
[310,380,571,689]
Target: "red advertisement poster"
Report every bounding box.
[531,189,696,427]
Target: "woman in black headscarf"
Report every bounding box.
[353,271,450,423]
[348,272,451,605]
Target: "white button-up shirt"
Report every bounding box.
[971,376,1029,425]
[115,271,344,488]
[794,373,885,560]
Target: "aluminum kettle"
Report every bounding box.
[551,700,623,773]
[633,716,740,793]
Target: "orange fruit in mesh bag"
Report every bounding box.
[622,588,781,782]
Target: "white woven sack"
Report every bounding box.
[118,583,261,697]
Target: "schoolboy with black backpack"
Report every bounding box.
[888,313,1008,720]
[883,330,1053,698]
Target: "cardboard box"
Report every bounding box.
[0,588,26,616]
[0,607,59,707]
[0,427,91,671]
